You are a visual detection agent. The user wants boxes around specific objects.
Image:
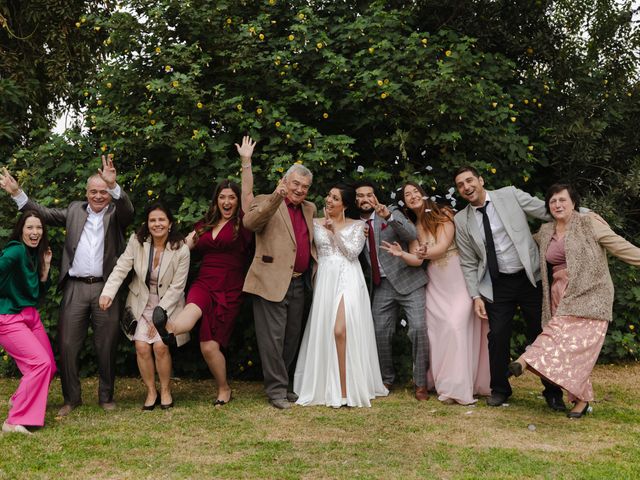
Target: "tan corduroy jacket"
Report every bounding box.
[101,234,191,345]
[535,213,640,325]
[242,192,317,302]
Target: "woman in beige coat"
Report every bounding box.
[100,202,190,410]
[509,183,640,418]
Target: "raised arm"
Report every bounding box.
[590,214,640,266]
[513,187,552,222]
[235,136,256,213]
[242,180,287,233]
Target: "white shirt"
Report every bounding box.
[12,184,122,278]
[471,192,523,274]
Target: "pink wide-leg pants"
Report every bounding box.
[0,307,56,426]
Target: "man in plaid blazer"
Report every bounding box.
[355,180,429,400]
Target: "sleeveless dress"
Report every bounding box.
[187,219,253,347]
[424,237,491,404]
[134,262,162,344]
[294,220,388,407]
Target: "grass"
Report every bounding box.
[1,363,639,479]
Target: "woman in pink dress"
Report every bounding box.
[381,182,490,405]
[153,136,255,406]
[509,183,640,418]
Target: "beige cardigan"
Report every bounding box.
[101,233,191,346]
[535,213,640,325]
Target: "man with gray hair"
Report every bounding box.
[0,155,134,415]
[243,164,317,409]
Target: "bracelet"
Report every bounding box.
[241,163,252,169]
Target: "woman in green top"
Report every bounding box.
[0,210,56,434]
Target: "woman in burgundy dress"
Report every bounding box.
[153,136,255,406]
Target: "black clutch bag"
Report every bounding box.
[120,306,138,338]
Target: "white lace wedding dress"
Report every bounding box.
[294,219,388,407]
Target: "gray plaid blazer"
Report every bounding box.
[360,207,427,295]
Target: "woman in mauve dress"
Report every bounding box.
[509,183,640,418]
[152,136,255,406]
[381,181,490,405]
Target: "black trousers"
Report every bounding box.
[484,270,562,398]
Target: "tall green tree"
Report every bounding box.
[1,0,638,378]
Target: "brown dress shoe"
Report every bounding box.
[415,386,429,401]
[99,401,117,412]
[57,403,80,417]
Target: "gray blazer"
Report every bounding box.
[22,191,135,286]
[454,186,550,302]
[361,207,427,295]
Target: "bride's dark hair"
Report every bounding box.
[329,183,359,219]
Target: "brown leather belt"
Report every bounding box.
[70,276,104,284]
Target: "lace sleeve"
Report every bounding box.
[334,221,366,261]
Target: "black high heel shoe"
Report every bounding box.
[152,306,176,346]
[142,391,160,411]
[567,402,590,418]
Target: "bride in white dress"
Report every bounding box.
[294,184,388,408]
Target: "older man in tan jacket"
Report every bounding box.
[243,164,317,409]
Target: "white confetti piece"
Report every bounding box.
[448,187,455,194]
[465,410,474,415]
[398,200,404,207]
[424,209,431,212]
[390,192,396,199]
[528,424,536,431]
[400,318,407,327]
[422,196,428,200]
[445,194,451,199]
[426,165,433,171]
[356,165,364,173]
[430,196,436,201]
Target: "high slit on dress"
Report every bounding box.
[294,220,388,407]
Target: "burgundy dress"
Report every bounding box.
[187,219,253,347]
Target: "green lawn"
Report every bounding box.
[1,363,639,479]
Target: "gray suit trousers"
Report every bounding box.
[59,279,120,405]
[372,278,428,387]
[253,277,305,400]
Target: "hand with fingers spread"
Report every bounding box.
[98,154,117,189]
[371,194,391,220]
[235,136,257,163]
[380,240,404,257]
[0,166,21,196]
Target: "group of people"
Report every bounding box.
[1,140,639,434]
